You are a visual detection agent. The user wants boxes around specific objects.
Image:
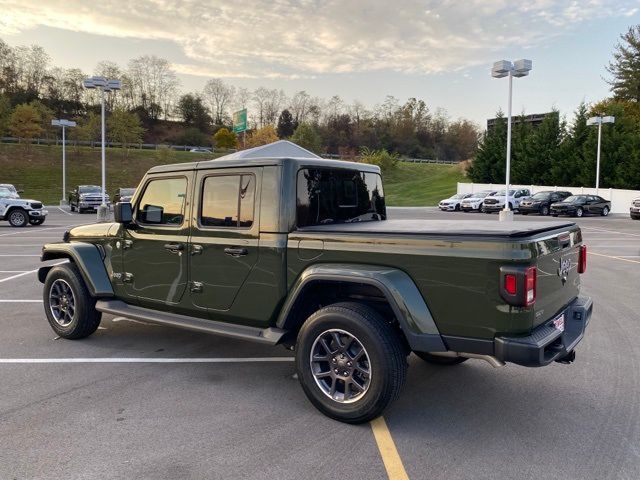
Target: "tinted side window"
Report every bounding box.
[296,168,386,227]
[137,177,187,225]
[201,174,255,228]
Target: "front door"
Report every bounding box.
[188,169,260,312]
[123,174,191,305]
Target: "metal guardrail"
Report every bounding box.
[321,153,458,164]
[1,137,459,164]
[0,137,235,153]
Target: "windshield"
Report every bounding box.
[531,192,551,199]
[449,194,466,200]
[296,168,386,227]
[0,188,14,198]
[79,186,101,194]
[0,184,17,193]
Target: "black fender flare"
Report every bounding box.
[276,264,446,352]
[38,242,114,297]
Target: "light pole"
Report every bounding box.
[51,119,76,207]
[82,76,121,221]
[586,115,615,195]
[491,59,532,221]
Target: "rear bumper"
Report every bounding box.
[494,296,592,367]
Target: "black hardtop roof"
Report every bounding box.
[147,157,381,174]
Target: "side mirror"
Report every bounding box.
[114,202,133,224]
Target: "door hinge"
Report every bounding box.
[190,281,203,293]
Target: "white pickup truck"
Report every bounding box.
[483,188,531,213]
[631,197,640,220]
[0,186,48,227]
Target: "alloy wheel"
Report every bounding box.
[49,279,76,327]
[309,329,371,404]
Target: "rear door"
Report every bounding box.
[532,228,582,328]
[188,168,261,312]
[123,173,191,305]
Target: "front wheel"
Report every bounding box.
[541,205,550,216]
[295,302,407,424]
[602,206,610,216]
[8,209,28,227]
[43,264,102,339]
[575,207,584,218]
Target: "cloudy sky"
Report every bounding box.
[1,0,639,125]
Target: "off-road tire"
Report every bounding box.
[8,208,28,227]
[29,218,44,226]
[295,302,407,424]
[43,263,101,339]
[414,351,468,365]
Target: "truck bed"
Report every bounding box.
[297,219,576,238]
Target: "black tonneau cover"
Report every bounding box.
[297,219,576,238]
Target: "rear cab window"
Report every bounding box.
[296,168,385,228]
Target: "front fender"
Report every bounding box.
[39,242,114,298]
[277,264,446,352]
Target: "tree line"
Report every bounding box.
[469,25,640,191]
[0,38,478,160]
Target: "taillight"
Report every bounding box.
[524,266,536,306]
[578,245,587,274]
[500,266,537,307]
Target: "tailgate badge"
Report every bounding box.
[557,257,570,284]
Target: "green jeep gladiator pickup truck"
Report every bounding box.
[38,141,592,423]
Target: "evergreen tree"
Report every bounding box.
[276,109,296,138]
[468,112,506,183]
[607,25,640,102]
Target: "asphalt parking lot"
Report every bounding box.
[0,206,639,480]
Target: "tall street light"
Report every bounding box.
[51,119,76,207]
[491,59,533,221]
[586,115,615,195]
[82,76,121,221]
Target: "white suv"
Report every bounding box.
[0,187,48,227]
[483,189,531,213]
[460,190,498,212]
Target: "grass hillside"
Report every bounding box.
[0,144,466,206]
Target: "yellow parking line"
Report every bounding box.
[370,416,410,480]
[590,251,640,264]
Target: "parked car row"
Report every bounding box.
[68,186,136,213]
[440,190,617,218]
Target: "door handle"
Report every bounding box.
[224,246,248,257]
[164,243,184,253]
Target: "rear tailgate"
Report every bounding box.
[532,226,582,329]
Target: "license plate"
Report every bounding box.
[553,314,565,332]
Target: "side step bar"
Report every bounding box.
[95,300,286,345]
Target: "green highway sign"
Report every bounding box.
[233,109,247,133]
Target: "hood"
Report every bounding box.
[69,222,119,239]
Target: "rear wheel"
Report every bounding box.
[414,352,468,365]
[602,206,610,216]
[8,209,28,227]
[575,207,584,218]
[541,205,550,216]
[295,302,407,424]
[43,263,101,339]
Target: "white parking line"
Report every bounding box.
[582,227,640,237]
[0,357,295,364]
[0,271,29,273]
[0,261,64,283]
[0,255,40,257]
[57,207,73,216]
[0,300,42,303]
[0,225,83,237]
